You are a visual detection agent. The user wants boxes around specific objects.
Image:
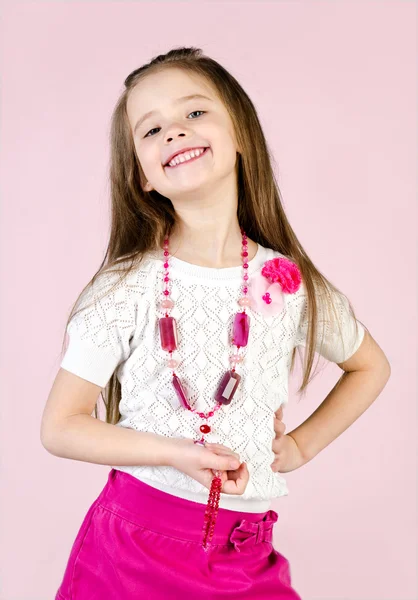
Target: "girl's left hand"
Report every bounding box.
[271,406,307,473]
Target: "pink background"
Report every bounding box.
[0,2,416,599]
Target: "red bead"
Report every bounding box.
[200,424,211,434]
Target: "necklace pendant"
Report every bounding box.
[172,374,191,410]
[200,424,211,434]
[215,369,241,405]
[232,311,250,347]
[159,316,178,352]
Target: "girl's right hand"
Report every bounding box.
[169,437,250,495]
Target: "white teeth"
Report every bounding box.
[167,147,206,167]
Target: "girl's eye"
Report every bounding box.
[143,110,206,138]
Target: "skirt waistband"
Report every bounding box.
[97,469,279,548]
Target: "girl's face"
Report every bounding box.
[126,68,240,199]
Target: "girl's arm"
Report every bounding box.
[41,367,175,466]
[41,368,241,470]
[287,329,391,462]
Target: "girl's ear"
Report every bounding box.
[144,181,153,192]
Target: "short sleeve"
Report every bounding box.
[293,281,365,363]
[60,269,137,388]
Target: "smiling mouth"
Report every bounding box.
[164,147,210,168]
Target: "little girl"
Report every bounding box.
[42,46,390,599]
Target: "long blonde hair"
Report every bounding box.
[61,46,365,424]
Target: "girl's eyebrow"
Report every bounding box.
[133,94,213,134]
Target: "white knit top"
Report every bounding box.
[60,243,365,512]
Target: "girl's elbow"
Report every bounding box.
[40,422,62,455]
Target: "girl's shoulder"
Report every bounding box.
[75,252,156,314]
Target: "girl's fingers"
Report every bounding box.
[206,444,240,462]
[206,452,240,472]
[222,463,249,495]
[274,419,286,435]
[214,449,241,463]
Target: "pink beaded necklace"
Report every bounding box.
[158,228,252,551]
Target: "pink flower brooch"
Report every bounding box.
[247,257,302,317]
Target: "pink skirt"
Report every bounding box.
[55,468,302,599]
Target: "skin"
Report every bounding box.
[126,67,258,267]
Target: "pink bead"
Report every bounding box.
[161,299,174,309]
[242,251,248,258]
[243,286,248,293]
[238,296,251,307]
[243,263,249,269]
[229,353,243,364]
[233,311,250,347]
[168,358,178,368]
[164,251,169,256]
[208,411,214,417]
[159,316,178,352]
[164,262,169,268]
[164,276,169,282]
[244,274,249,281]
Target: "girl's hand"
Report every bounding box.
[169,438,250,495]
[271,406,307,473]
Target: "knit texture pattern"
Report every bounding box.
[60,244,365,510]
